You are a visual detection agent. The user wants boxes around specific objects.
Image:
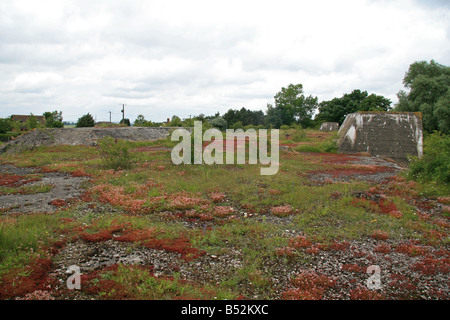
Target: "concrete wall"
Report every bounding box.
[0,127,183,153]
[319,122,339,131]
[337,112,423,161]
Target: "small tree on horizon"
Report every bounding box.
[76,113,95,127]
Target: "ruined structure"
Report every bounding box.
[0,127,179,153]
[337,112,423,162]
[319,122,339,131]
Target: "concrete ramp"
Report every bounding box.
[337,112,423,162]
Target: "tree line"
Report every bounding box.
[133,60,449,134]
[1,60,448,135]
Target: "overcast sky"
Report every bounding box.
[1,0,449,123]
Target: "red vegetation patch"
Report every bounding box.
[312,165,397,178]
[395,242,428,257]
[0,258,55,300]
[282,270,336,300]
[80,223,130,243]
[81,264,136,300]
[213,206,234,217]
[71,169,90,177]
[374,243,392,254]
[371,230,389,241]
[350,287,385,300]
[115,228,205,262]
[49,199,67,207]
[341,263,366,273]
[412,256,450,275]
[270,205,294,217]
[210,192,226,203]
[167,192,210,210]
[351,196,402,218]
[289,236,312,249]
[0,173,41,187]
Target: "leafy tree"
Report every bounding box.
[0,118,12,134]
[274,84,318,125]
[408,132,449,184]
[316,89,391,125]
[169,115,182,127]
[209,116,227,131]
[26,113,39,130]
[134,114,147,126]
[76,113,95,127]
[395,60,450,133]
[43,110,64,128]
[223,107,266,128]
[267,84,318,128]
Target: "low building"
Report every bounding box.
[11,115,46,130]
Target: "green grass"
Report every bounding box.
[0,128,448,300]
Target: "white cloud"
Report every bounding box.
[0,0,449,122]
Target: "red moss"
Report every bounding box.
[81,265,137,300]
[49,199,67,207]
[289,236,312,249]
[115,228,205,261]
[395,243,428,257]
[270,205,294,217]
[371,230,389,241]
[71,169,90,177]
[374,243,392,254]
[0,258,54,300]
[341,263,365,273]
[80,223,130,243]
[412,256,450,275]
[282,270,336,300]
[210,192,226,203]
[350,287,385,300]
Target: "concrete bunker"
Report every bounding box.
[337,112,423,162]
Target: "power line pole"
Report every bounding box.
[108,111,112,123]
[121,103,126,123]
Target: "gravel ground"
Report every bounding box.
[0,163,88,213]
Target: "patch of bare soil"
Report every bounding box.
[0,163,88,213]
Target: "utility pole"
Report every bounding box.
[120,103,126,123]
[108,111,112,123]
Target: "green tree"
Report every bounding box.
[43,110,64,128]
[26,113,39,130]
[209,116,227,131]
[271,84,318,128]
[395,60,450,133]
[316,89,391,125]
[169,115,183,127]
[134,114,147,126]
[0,118,12,134]
[76,113,95,127]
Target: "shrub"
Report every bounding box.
[97,136,135,170]
[408,132,449,184]
[76,113,95,127]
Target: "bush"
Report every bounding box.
[98,137,135,170]
[0,118,12,134]
[408,132,449,184]
[76,113,95,127]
